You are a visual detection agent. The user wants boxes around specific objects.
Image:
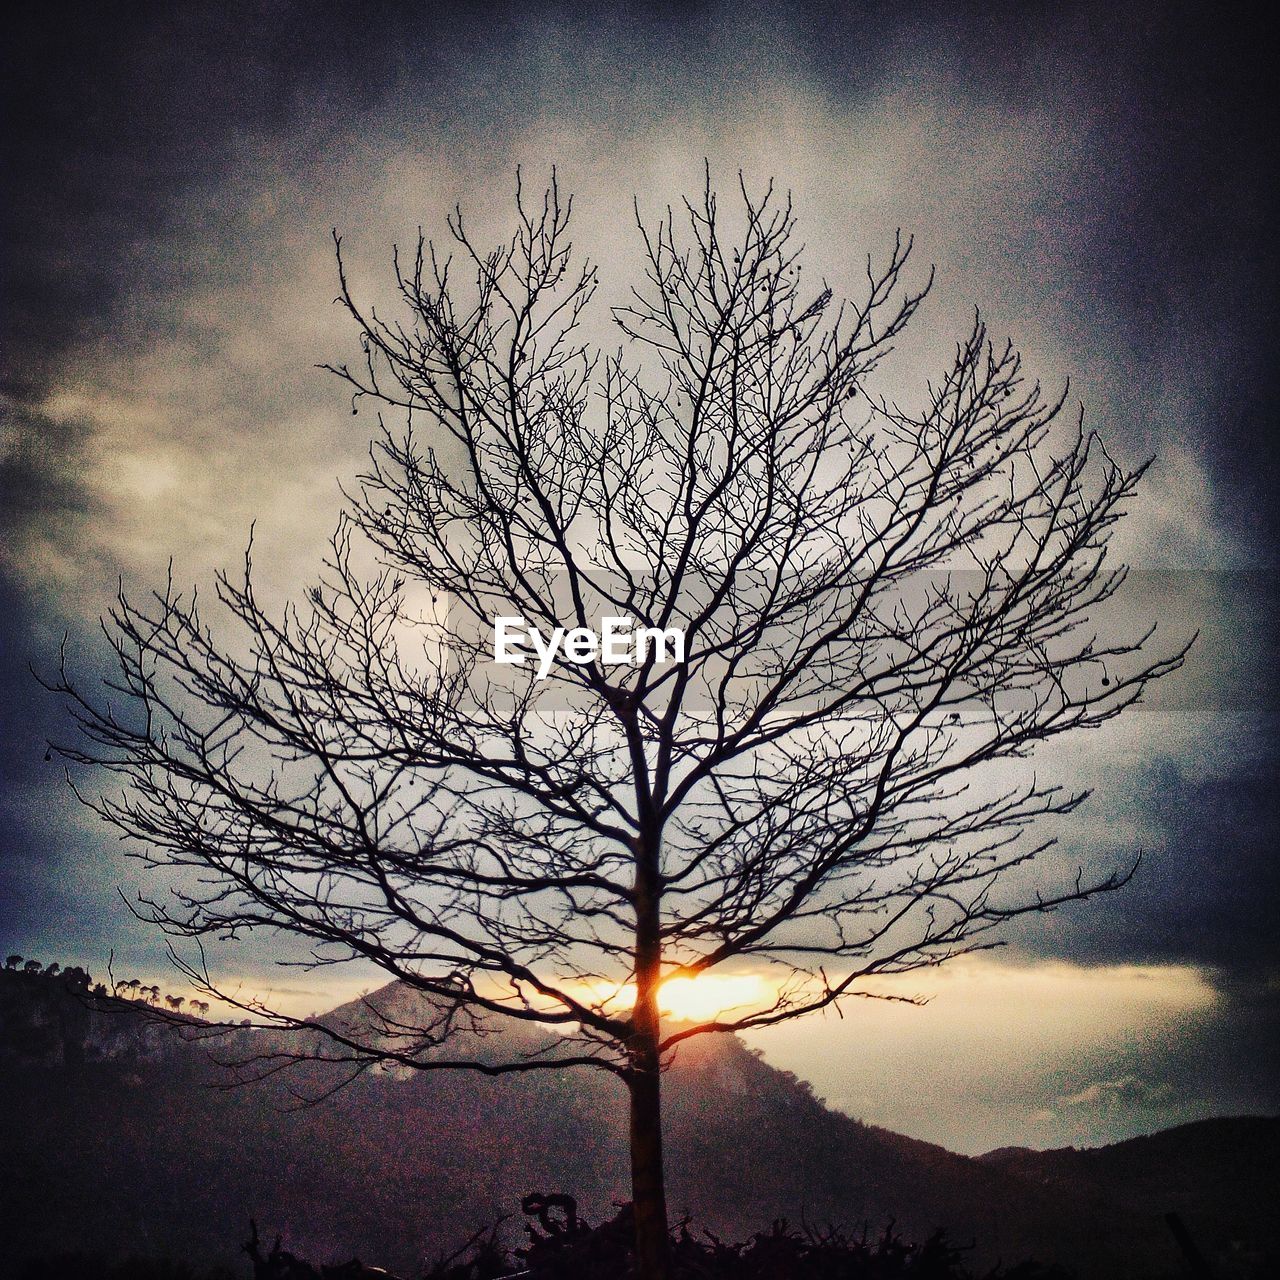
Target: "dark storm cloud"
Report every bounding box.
[0,0,455,961]
[0,397,105,551]
[793,1,1280,556]
[4,0,404,389]
[1001,741,1280,995]
[997,568,1280,982]
[7,10,1274,426]
[5,2,1276,540]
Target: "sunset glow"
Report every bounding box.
[658,973,772,1022]
[566,972,775,1023]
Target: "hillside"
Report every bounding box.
[980,1117,1280,1274]
[1,966,1275,1278]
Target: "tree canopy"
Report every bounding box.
[50,172,1186,1278]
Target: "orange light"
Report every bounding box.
[658,973,769,1022]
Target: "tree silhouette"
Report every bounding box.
[49,173,1186,1279]
[61,965,92,993]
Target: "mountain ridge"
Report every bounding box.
[2,966,1275,1278]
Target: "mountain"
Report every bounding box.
[1,966,1276,1278]
[980,1118,1280,1275]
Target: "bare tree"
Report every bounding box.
[49,173,1186,1279]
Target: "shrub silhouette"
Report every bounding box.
[418,1198,1073,1280]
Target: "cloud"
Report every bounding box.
[743,957,1222,1150]
[1055,1075,1175,1111]
[0,393,110,594]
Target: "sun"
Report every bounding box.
[657,973,770,1023]
[567,972,774,1024]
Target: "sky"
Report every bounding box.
[2,0,1277,1155]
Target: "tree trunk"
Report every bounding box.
[628,1005,671,1280]
[629,818,671,1280]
